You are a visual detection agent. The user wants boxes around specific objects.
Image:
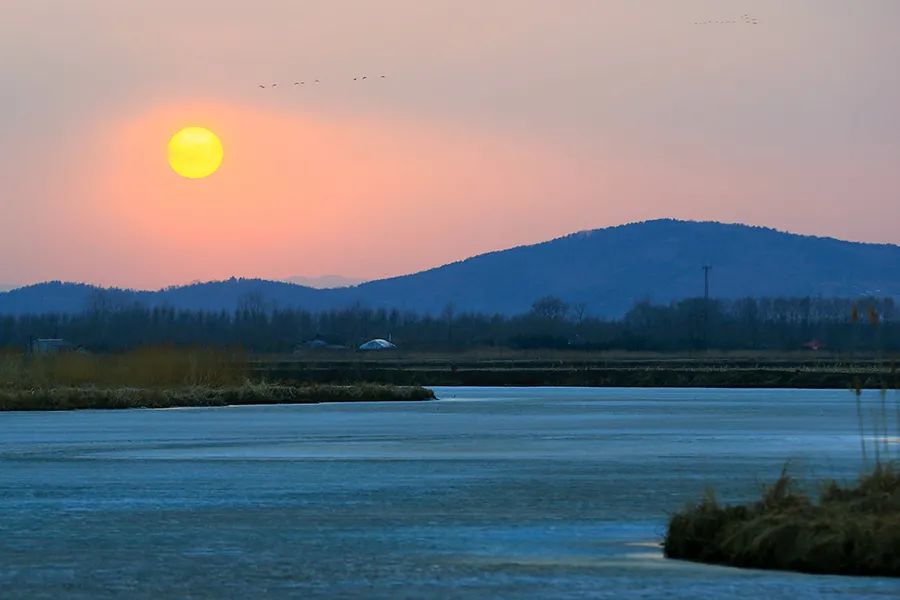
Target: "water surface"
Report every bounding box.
[0,387,896,598]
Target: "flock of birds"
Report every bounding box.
[694,14,759,25]
[255,14,761,90]
[258,75,387,89]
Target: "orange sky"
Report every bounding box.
[2,1,899,289]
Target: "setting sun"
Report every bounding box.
[167,126,223,179]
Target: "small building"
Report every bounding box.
[31,338,73,354]
[358,338,397,351]
[295,334,348,352]
[802,339,823,351]
[294,339,348,352]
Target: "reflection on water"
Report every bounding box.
[0,387,895,599]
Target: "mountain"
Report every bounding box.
[2,220,898,317]
[283,275,364,288]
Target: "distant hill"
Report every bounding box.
[0,279,334,316]
[283,274,364,289]
[2,220,898,317]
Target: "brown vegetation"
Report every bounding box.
[0,348,434,410]
[0,382,435,411]
[0,347,245,388]
[664,466,900,577]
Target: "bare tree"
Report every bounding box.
[531,296,569,321]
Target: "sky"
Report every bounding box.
[2,0,899,289]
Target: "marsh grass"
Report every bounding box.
[0,348,434,410]
[664,465,900,576]
[0,382,435,411]
[0,347,246,388]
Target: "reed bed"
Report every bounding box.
[0,347,245,388]
[0,348,434,410]
[0,382,435,411]
[664,465,900,576]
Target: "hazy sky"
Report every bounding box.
[2,1,899,288]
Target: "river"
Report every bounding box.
[0,387,896,598]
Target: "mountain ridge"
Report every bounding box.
[3,219,898,316]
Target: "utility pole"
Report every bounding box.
[702,265,712,303]
[702,265,712,349]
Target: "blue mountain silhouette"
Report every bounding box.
[2,220,897,316]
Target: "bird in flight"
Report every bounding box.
[258,74,387,88]
[694,15,758,25]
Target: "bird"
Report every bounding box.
[694,15,758,25]
[256,74,389,88]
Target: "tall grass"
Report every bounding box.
[0,382,435,411]
[664,465,900,576]
[0,347,246,389]
[851,303,899,467]
[0,347,434,410]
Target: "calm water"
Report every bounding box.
[0,387,897,599]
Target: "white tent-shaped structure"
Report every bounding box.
[358,338,397,351]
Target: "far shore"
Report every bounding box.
[250,352,899,389]
[0,383,436,412]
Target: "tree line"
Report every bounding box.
[0,295,895,353]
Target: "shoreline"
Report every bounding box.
[0,383,436,412]
[248,352,898,390]
[251,363,897,390]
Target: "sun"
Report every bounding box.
[168,127,223,179]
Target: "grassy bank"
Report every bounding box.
[0,382,435,411]
[0,349,434,410]
[664,466,900,577]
